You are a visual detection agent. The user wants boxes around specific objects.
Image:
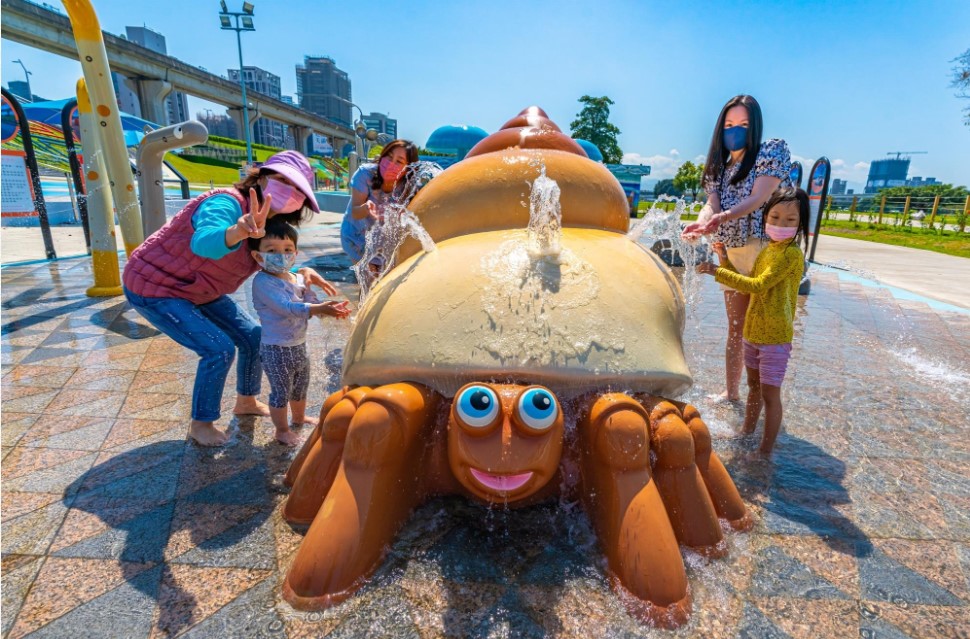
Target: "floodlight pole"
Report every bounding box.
[13,59,32,101]
[235,27,253,165]
[220,5,255,166]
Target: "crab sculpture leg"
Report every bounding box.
[283,383,439,609]
[578,394,751,627]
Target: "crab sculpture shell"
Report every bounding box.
[343,126,692,399]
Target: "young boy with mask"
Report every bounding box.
[250,219,351,445]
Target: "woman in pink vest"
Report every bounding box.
[123,151,339,446]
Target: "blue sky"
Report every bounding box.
[3,0,968,190]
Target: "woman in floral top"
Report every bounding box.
[683,95,791,402]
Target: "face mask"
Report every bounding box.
[766,224,798,241]
[723,125,747,152]
[258,252,297,273]
[262,179,305,213]
[379,157,405,182]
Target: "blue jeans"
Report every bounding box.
[124,288,262,421]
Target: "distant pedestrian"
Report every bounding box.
[697,187,808,455]
[682,95,792,402]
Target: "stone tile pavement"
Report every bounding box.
[1,225,969,638]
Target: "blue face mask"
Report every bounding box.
[723,125,747,152]
[259,252,297,274]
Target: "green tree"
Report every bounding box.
[952,48,970,126]
[673,161,705,201]
[653,179,682,197]
[570,95,623,164]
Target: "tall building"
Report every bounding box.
[296,56,352,126]
[227,66,286,147]
[197,112,237,139]
[113,26,190,125]
[864,158,909,194]
[830,178,847,195]
[362,112,397,138]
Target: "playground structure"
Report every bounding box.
[281,108,752,628]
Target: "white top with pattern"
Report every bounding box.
[704,138,792,248]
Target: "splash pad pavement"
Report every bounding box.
[2,218,968,638]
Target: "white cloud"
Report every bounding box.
[622,151,708,180]
[669,149,680,158]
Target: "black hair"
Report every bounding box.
[701,95,764,190]
[247,217,299,251]
[234,169,314,226]
[763,186,810,251]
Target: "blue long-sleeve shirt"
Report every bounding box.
[189,194,244,260]
[251,272,320,346]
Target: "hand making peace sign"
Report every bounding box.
[235,188,273,239]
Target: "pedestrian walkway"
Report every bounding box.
[813,234,970,310]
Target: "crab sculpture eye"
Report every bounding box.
[517,388,558,430]
[456,385,499,428]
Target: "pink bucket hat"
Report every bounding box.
[260,151,320,213]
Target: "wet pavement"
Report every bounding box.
[2,225,969,638]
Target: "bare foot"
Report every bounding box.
[293,416,318,428]
[234,396,270,416]
[276,428,300,447]
[708,391,742,404]
[189,420,230,447]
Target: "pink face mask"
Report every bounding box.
[263,179,305,213]
[379,157,405,182]
[766,224,799,241]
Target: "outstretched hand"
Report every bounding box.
[311,300,352,319]
[299,268,338,296]
[696,262,717,276]
[712,241,728,264]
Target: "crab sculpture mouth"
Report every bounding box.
[468,467,534,493]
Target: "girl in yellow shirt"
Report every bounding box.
[698,187,809,455]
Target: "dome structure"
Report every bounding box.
[426,125,489,160]
[574,138,604,163]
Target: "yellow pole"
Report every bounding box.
[850,196,858,217]
[903,195,911,220]
[878,195,886,225]
[78,79,122,297]
[927,194,941,228]
[62,0,143,255]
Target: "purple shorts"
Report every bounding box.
[743,339,793,387]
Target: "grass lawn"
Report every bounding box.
[819,220,969,259]
[165,153,239,186]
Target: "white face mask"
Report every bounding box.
[258,252,297,273]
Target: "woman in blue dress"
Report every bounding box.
[683,95,791,402]
[340,139,419,264]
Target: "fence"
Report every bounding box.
[824,194,970,233]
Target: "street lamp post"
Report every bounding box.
[218,1,256,166]
[12,59,33,102]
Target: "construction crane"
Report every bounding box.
[886,151,927,160]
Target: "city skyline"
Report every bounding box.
[2,0,968,191]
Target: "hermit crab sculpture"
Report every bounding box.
[282,107,751,627]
